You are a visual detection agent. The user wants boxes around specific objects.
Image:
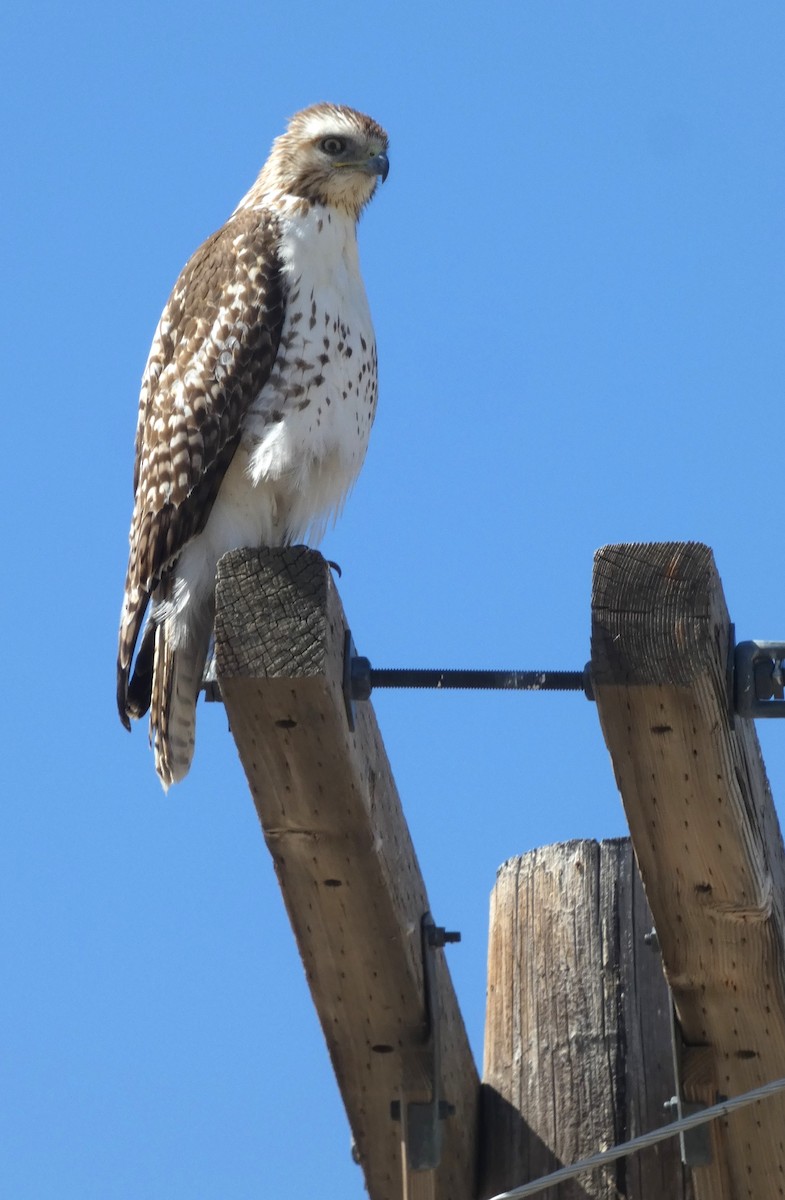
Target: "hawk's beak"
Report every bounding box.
[365,151,390,183]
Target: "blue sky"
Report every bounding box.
[3,2,785,1196]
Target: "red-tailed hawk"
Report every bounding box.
[117,103,389,788]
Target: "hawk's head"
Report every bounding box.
[260,103,389,217]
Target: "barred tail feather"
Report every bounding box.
[150,618,212,791]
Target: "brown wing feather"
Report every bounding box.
[117,207,285,725]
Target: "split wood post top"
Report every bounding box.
[213,546,479,1200]
[591,541,785,1198]
[482,839,689,1200]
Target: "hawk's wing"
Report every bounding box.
[117,207,285,724]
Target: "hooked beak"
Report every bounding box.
[364,150,390,183]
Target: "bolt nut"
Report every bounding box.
[428,926,461,948]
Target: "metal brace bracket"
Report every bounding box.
[734,640,785,718]
[644,925,713,1168]
[667,974,713,1167]
[343,630,360,731]
[390,913,460,1172]
[201,650,222,704]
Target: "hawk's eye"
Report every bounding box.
[321,136,346,156]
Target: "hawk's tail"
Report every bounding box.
[150,614,212,791]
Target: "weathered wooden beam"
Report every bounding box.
[591,542,785,1198]
[213,547,479,1200]
[481,839,690,1200]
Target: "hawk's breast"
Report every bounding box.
[244,204,378,535]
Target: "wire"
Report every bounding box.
[485,1075,785,1200]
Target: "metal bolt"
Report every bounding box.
[427,926,461,948]
[643,927,659,951]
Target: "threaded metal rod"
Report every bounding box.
[369,668,586,692]
[348,657,594,703]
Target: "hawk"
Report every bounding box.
[117,103,389,789]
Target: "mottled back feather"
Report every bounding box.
[117,208,285,723]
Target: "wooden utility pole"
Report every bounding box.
[591,542,785,1198]
[213,547,479,1200]
[482,838,691,1200]
[211,539,785,1200]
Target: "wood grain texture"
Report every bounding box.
[482,839,691,1200]
[591,542,785,1199]
[214,547,478,1200]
